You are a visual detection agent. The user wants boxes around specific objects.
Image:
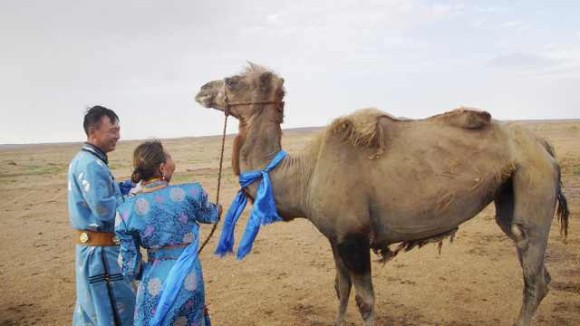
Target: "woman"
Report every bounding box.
[115,140,221,326]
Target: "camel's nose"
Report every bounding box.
[200,80,222,91]
[196,81,221,107]
[194,90,209,104]
[200,81,212,90]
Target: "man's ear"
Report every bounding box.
[87,126,96,139]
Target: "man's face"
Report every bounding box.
[89,116,120,153]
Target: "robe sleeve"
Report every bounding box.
[81,160,119,222]
[115,211,143,281]
[191,185,219,224]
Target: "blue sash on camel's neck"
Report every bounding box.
[215,150,287,259]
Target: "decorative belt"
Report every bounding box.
[75,230,120,246]
[147,243,192,261]
[147,243,191,252]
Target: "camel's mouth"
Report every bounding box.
[195,92,215,108]
[196,80,225,109]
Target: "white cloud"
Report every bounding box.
[266,14,280,25]
[474,5,506,14]
[431,2,465,19]
[488,47,580,78]
[488,53,557,69]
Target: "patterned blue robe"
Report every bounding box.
[116,182,219,326]
[68,143,136,325]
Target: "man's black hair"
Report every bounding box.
[83,105,119,136]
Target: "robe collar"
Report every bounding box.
[82,142,109,165]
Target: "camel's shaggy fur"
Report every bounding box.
[329,107,496,160]
[329,108,389,159]
[430,107,491,129]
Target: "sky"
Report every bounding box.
[1,0,579,144]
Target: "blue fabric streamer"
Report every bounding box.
[150,239,199,326]
[215,150,287,259]
[118,179,134,196]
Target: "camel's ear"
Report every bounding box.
[247,61,261,71]
[259,72,272,89]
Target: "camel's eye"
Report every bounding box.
[225,77,239,89]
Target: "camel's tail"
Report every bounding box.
[541,139,570,239]
[557,180,570,239]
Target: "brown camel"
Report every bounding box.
[195,63,570,326]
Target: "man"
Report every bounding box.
[68,106,135,325]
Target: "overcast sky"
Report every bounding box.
[1,0,579,144]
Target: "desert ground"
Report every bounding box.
[0,120,578,325]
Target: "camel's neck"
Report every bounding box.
[239,111,283,170]
[236,106,313,220]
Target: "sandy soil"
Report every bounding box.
[1,121,579,325]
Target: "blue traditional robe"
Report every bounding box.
[68,143,136,326]
[116,182,219,326]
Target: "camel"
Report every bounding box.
[194,63,570,326]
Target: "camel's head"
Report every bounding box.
[195,63,285,123]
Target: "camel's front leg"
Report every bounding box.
[331,242,351,326]
[337,235,375,326]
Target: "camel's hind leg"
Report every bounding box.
[330,241,352,326]
[508,168,558,326]
[337,235,375,326]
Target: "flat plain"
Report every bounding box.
[1,120,578,325]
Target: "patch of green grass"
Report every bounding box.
[574,165,580,176]
[171,173,195,184]
[26,165,66,176]
[1,164,66,178]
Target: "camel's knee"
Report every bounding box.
[511,224,529,250]
[355,294,374,320]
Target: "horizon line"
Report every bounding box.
[1,118,578,147]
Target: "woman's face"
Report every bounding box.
[161,150,176,182]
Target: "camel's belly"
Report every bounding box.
[377,197,494,243]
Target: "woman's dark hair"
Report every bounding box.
[83,105,119,136]
[131,140,166,183]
